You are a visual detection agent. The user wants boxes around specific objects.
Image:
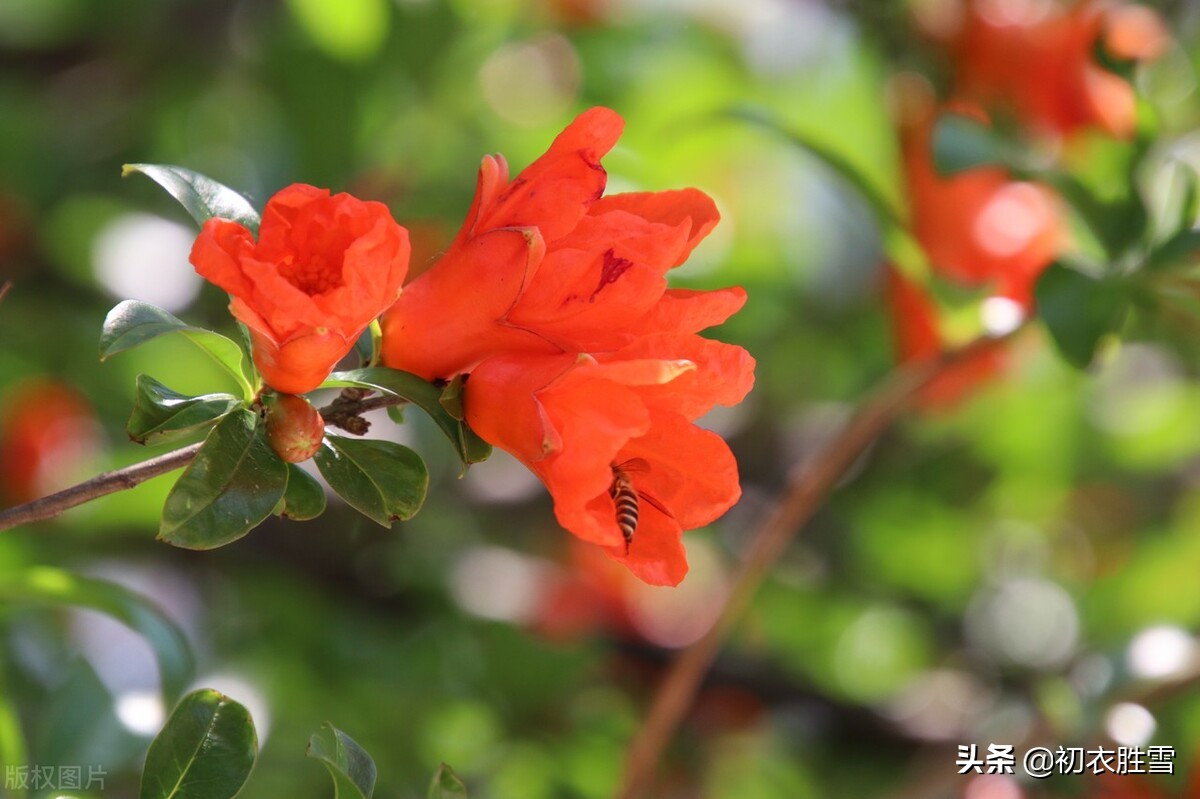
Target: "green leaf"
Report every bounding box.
[100,300,255,400]
[1053,174,1148,261]
[314,435,428,527]
[428,764,468,798]
[128,375,241,445]
[322,368,492,469]
[1146,229,1200,272]
[0,565,193,702]
[139,689,258,799]
[931,113,1026,176]
[1170,161,1200,235]
[159,409,289,549]
[276,464,327,521]
[438,374,467,421]
[306,722,377,799]
[123,163,260,234]
[1036,262,1129,368]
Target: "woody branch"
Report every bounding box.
[0,390,407,533]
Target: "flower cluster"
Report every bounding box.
[185,108,752,586]
[886,0,1166,403]
[382,107,755,585]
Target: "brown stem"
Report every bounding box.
[0,392,408,533]
[615,332,1013,799]
[0,442,203,532]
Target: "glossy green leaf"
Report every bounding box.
[322,368,492,468]
[128,375,241,445]
[313,435,428,527]
[123,163,260,233]
[306,722,377,799]
[100,300,255,400]
[428,764,468,798]
[931,112,1026,176]
[0,565,193,702]
[159,409,289,549]
[139,689,258,799]
[276,464,327,521]
[1036,262,1129,368]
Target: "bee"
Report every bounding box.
[609,459,670,554]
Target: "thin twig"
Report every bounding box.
[615,332,1013,799]
[0,443,203,532]
[0,280,12,306]
[0,392,407,533]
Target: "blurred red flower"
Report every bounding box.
[950,0,1168,139]
[190,184,410,394]
[882,98,1058,405]
[382,108,753,584]
[0,379,104,504]
[885,267,1008,407]
[903,108,1061,307]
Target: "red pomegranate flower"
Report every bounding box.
[380,107,720,380]
[381,107,754,583]
[190,184,410,394]
[464,342,752,586]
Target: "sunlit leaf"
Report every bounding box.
[139,689,257,799]
[322,368,492,469]
[276,464,327,521]
[1036,262,1129,368]
[100,300,255,399]
[123,163,260,233]
[428,764,468,798]
[306,722,377,799]
[314,436,428,527]
[0,565,193,702]
[159,409,289,549]
[128,375,241,445]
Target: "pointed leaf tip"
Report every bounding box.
[306,722,377,799]
[124,163,261,233]
[428,763,468,798]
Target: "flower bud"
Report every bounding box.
[264,393,325,463]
